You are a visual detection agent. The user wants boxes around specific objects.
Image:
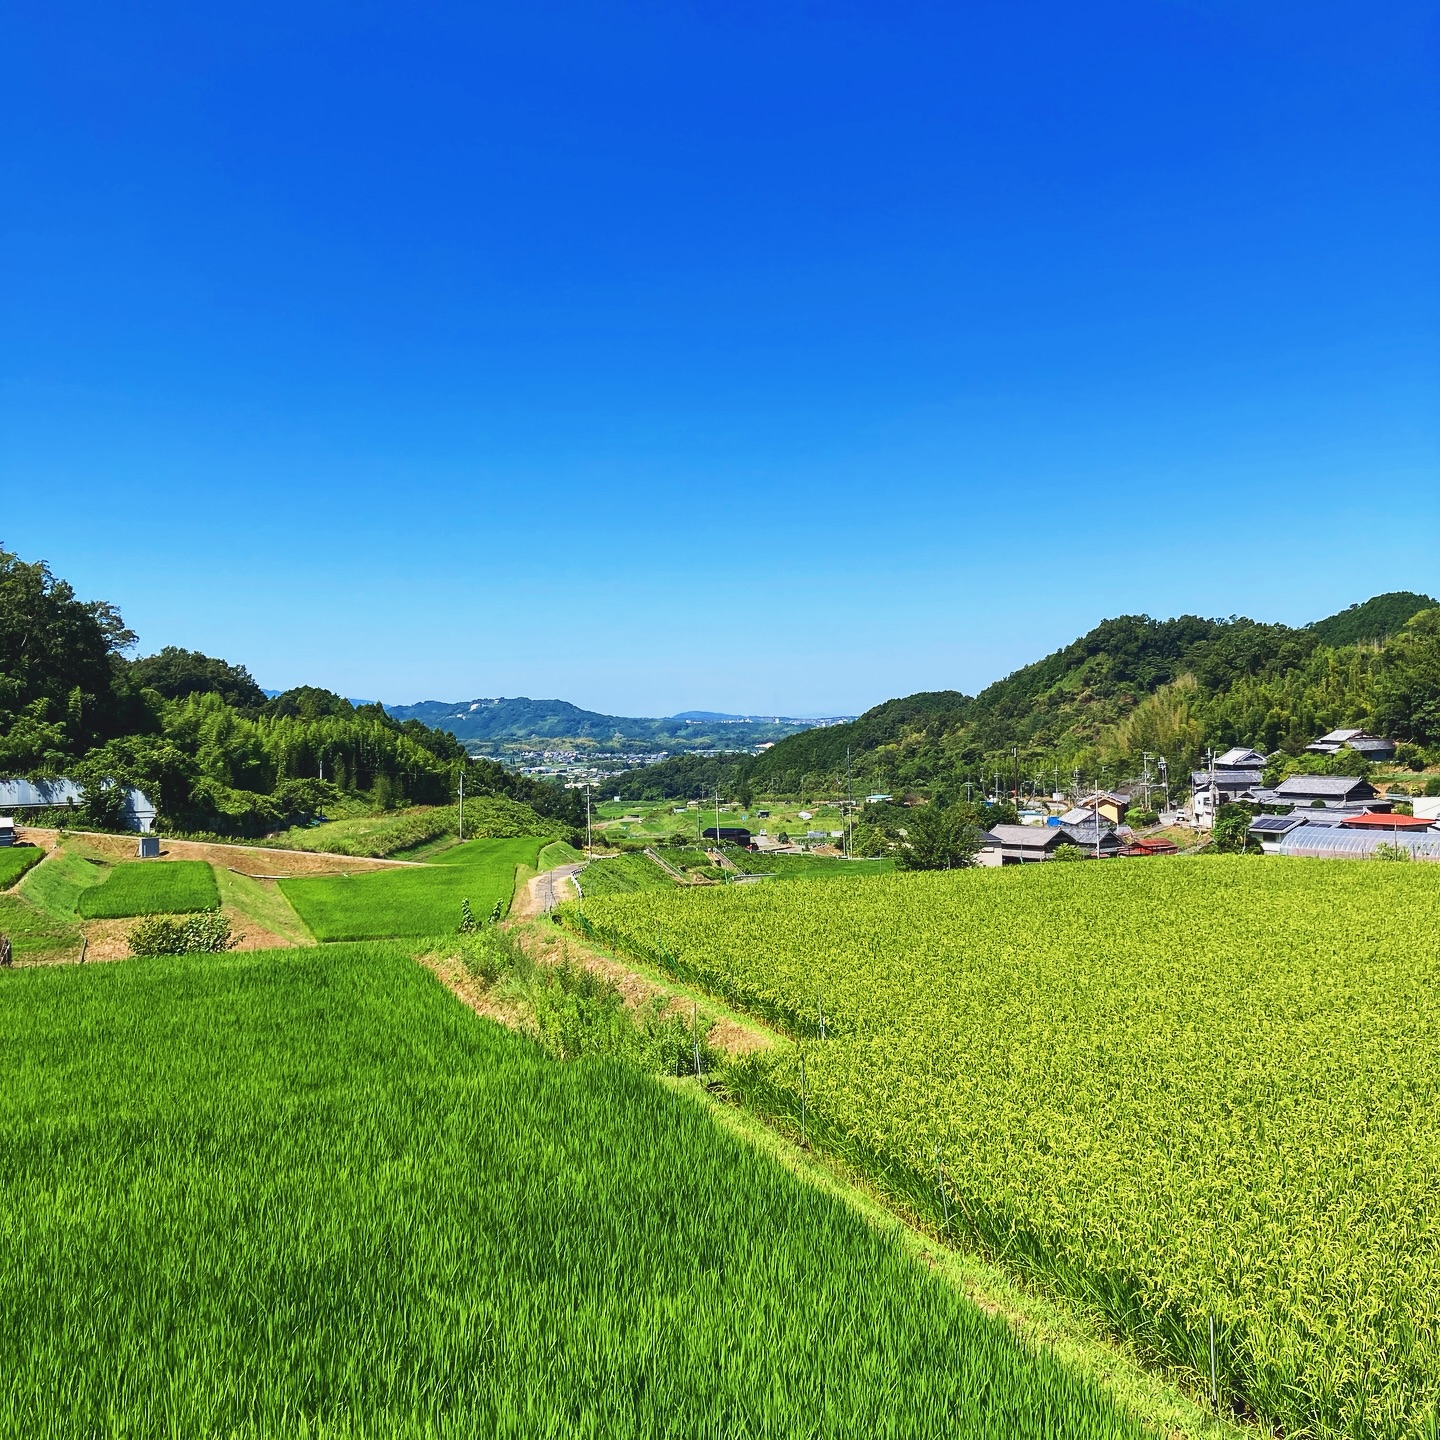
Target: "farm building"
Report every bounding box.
[1304,728,1397,762]
[0,817,14,846]
[0,778,157,832]
[1339,811,1436,830]
[702,826,753,847]
[1273,828,1440,861]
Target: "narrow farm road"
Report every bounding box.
[516,862,585,918]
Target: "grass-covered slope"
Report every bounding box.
[567,858,1440,1437]
[577,851,678,896]
[75,860,219,919]
[0,943,1147,1439]
[279,837,546,939]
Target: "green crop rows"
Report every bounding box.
[738,852,895,880]
[75,859,220,919]
[568,857,1440,1438]
[279,836,545,939]
[0,942,1146,1438]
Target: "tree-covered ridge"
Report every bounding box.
[0,545,583,837]
[615,596,1440,800]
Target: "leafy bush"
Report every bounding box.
[1051,843,1086,862]
[1124,809,1159,828]
[126,908,236,955]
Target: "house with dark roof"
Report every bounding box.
[1271,775,1377,807]
[987,824,1122,863]
[1304,729,1396,762]
[1076,791,1130,825]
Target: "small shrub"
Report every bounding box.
[1051,843,1086,862]
[458,899,477,934]
[126,909,236,956]
[1372,842,1412,863]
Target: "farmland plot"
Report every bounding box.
[0,943,1146,1439]
[75,859,219,918]
[279,836,546,939]
[568,857,1440,1438]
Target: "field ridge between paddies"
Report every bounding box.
[0,942,1149,1439]
[564,857,1440,1439]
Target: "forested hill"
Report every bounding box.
[610,593,1440,800]
[384,697,843,754]
[0,546,583,837]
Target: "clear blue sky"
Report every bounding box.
[4,1,1437,716]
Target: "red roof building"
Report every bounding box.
[1340,811,1436,830]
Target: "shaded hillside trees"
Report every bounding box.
[0,546,584,837]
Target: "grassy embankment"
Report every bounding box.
[0,941,1151,1438]
[577,851,679,896]
[261,796,574,860]
[738,852,894,880]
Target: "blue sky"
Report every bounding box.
[4,1,1437,716]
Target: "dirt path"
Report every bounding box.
[512,862,585,919]
[19,828,417,876]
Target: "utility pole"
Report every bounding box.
[458,765,465,843]
[714,786,721,851]
[1012,746,1020,815]
[585,783,592,853]
[846,746,854,855]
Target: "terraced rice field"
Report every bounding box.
[75,859,219,918]
[279,836,546,939]
[0,942,1148,1439]
[0,849,44,889]
[567,857,1440,1438]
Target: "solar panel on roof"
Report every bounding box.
[1249,815,1300,833]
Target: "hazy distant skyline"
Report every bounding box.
[5,2,1437,715]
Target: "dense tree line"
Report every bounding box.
[0,546,584,836]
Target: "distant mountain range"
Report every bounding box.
[381,696,852,755]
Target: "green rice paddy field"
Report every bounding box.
[75,859,220,918]
[569,857,1440,1438]
[279,836,547,939]
[0,849,44,889]
[0,942,1148,1439]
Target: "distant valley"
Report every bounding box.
[382,696,852,762]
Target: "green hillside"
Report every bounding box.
[612,595,1440,799]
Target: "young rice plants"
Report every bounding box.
[0,943,1146,1439]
